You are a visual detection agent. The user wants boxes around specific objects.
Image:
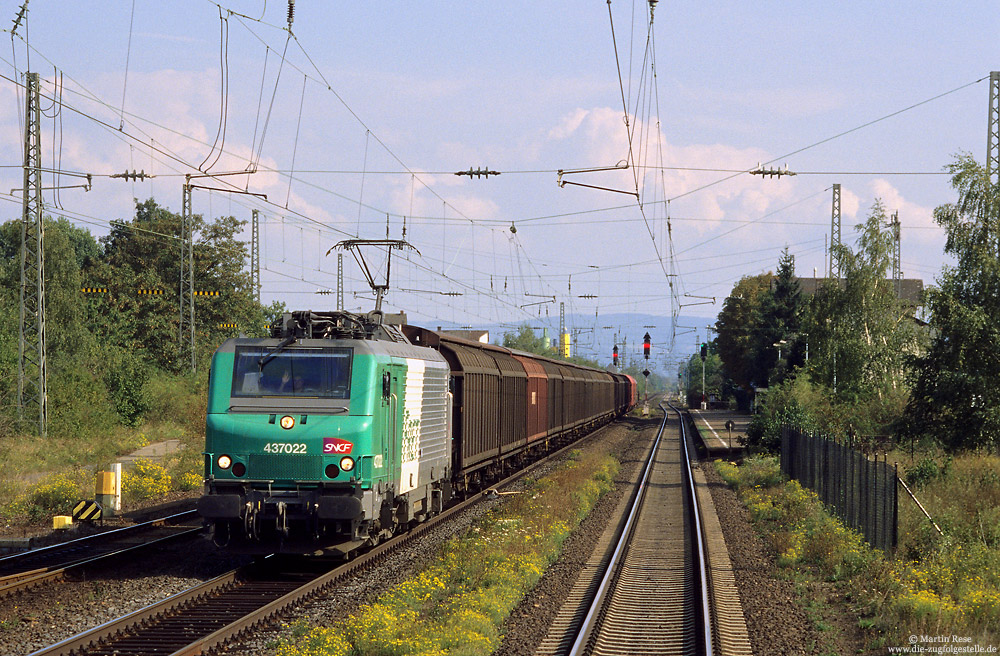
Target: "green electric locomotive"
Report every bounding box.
[197,310,452,554]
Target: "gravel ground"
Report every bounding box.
[0,534,248,656]
[700,459,868,656]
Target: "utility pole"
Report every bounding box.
[251,209,261,304]
[18,71,47,436]
[890,210,901,298]
[829,183,841,279]
[179,174,265,370]
[700,345,706,410]
[179,178,195,372]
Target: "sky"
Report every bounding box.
[2,1,998,373]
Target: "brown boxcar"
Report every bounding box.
[403,325,630,487]
[402,327,530,476]
[511,353,548,444]
[488,349,528,456]
[537,359,566,437]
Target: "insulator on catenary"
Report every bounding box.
[287,0,295,29]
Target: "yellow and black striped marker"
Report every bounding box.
[80,287,108,294]
[218,323,239,329]
[72,499,103,521]
[194,290,220,297]
[138,289,164,295]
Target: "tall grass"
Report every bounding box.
[0,369,209,524]
[274,448,620,656]
[716,455,1000,649]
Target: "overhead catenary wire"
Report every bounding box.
[199,6,231,173]
[118,0,136,131]
[0,10,584,336]
[0,4,973,346]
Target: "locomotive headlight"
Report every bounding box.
[217,454,232,470]
[339,456,355,472]
[279,415,295,429]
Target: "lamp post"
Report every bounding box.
[772,339,788,385]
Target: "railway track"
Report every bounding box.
[537,405,713,656]
[27,427,605,656]
[0,511,202,598]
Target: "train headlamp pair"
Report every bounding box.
[217,453,354,474]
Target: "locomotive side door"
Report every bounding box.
[380,363,405,489]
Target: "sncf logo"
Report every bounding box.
[323,438,354,454]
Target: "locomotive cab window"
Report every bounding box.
[231,346,352,399]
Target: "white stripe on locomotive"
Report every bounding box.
[398,358,449,494]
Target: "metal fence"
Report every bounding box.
[780,426,897,554]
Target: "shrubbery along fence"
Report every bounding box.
[780,425,897,553]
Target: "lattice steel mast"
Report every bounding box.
[18,71,48,436]
[337,253,344,311]
[179,177,195,371]
[251,209,261,304]
[829,183,842,279]
[988,72,1000,187]
[987,72,1000,256]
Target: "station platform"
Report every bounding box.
[688,408,748,457]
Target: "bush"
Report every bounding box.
[176,471,202,492]
[122,459,171,503]
[102,346,149,427]
[3,472,85,522]
[904,457,941,488]
[746,379,812,454]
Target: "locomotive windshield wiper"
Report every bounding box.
[258,336,296,370]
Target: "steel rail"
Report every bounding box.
[673,402,715,656]
[29,422,616,656]
[566,409,667,656]
[566,405,715,656]
[0,526,203,598]
[0,510,198,573]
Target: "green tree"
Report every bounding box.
[804,199,919,403]
[0,217,122,436]
[751,249,803,387]
[92,199,262,370]
[715,272,771,409]
[903,154,1000,451]
[501,324,554,356]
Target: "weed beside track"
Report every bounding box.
[715,455,1000,652]
[273,448,619,656]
